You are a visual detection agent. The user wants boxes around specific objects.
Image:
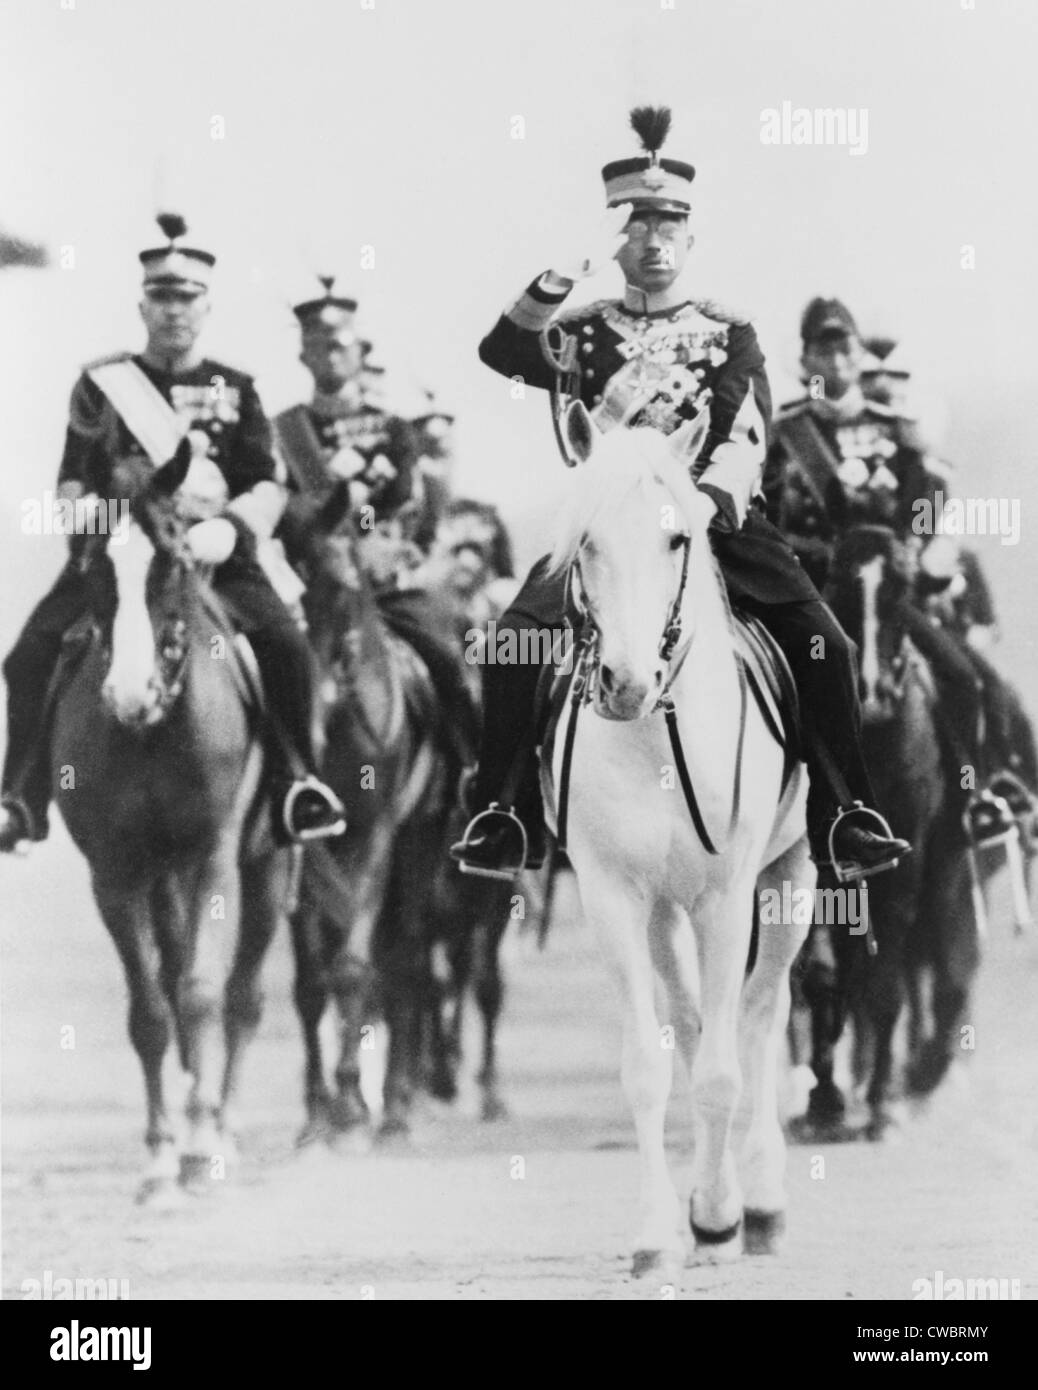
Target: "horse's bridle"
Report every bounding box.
[557,528,749,858]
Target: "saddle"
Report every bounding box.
[535,608,803,803]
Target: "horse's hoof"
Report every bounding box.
[864,1111,901,1143]
[295,1114,335,1149]
[631,1248,683,1282]
[428,1069,458,1103]
[743,1209,786,1256]
[178,1153,218,1193]
[329,1093,371,1132]
[907,1045,951,1097]
[135,1176,187,1211]
[787,1113,861,1144]
[377,1112,411,1145]
[480,1093,509,1122]
[689,1217,742,1264]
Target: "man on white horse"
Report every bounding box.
[451,107,909,882]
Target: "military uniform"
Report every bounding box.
[453,111,907,877]
[0,217,344,847]
[764,389,934,591]
[274,281,479,768]
[766,304,1018,843]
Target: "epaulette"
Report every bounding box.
[81,350,134,373]
[555,298,619,325]
[202,357,253,384]
[687,297,752,326]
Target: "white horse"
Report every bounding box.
[545,405,814,1276]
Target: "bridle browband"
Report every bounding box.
[556,524,749,858]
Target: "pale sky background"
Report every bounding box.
[2,0,1036,686]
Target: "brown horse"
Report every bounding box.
[289,484,460,1142]
[50,445,291,1203]
[798,525,980,1139]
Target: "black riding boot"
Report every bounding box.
[377,588,482,769]
[246,626,345,844]
[450,630,547,879]
[750,598,911,878]
[896,600,1016,846]
[0,630,64,847]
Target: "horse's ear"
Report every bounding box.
[564,400,597,465]
[152,436,193,497]
[668,411,711,464]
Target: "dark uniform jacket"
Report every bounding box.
[478,275,818,622]
[33,353,281,638]
[60,354,277,501]
[764,392,934,591]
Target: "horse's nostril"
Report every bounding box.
[599,664,615,693]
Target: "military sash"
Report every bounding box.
[272,405,331,495]
[86,357,187,466]
[774,410,842,508]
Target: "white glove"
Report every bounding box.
[186,517,237,566]
[327,446,368,482]
[179,437,229,521]
[551,202,633,282]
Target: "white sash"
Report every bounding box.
[87,358,187,466]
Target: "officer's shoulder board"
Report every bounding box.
[201,357,254,388]
[555,298,618,327]
[80,349,135,374]
[687,297,753,327]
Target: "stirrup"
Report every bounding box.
[827,801,902,884]
[282,776,347,843]
[987,770,1037,823]
[453,803,528,882]
[964,789,1018,853]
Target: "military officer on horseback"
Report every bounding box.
[766,300,1024,847]
[273,281,480,768]
[0,214,346,852]
[451,107,909,882]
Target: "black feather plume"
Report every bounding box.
[156,212,188,242]
[629,106,672,155]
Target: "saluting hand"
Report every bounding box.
[550,202,633,284]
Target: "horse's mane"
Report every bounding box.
[546,427,709,577]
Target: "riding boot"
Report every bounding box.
[450,640,547,878]
[245,626,346,844]
[376,588,482,770]
[0,629,64,848]
[895,599,1015,847]
[750,598,910,877]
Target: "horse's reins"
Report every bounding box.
[556,532,750,857]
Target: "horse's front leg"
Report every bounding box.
[588,881,683,1279]
[93,876,181,1206]
[689,876,757,1263]
[741,842,813,1253]
[176,847,239,1191]
[290,904,335,1145]
[221,846,289,1147]
[473,916,509,1121]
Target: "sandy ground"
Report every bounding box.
[2,828,1037,1302]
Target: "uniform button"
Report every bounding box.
[582,325,593,336]
[592,394,602,405]
[211,421,223,433]
[583,368,594,379]
[581,343,593,355]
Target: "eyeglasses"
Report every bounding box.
[624,219,686,244]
